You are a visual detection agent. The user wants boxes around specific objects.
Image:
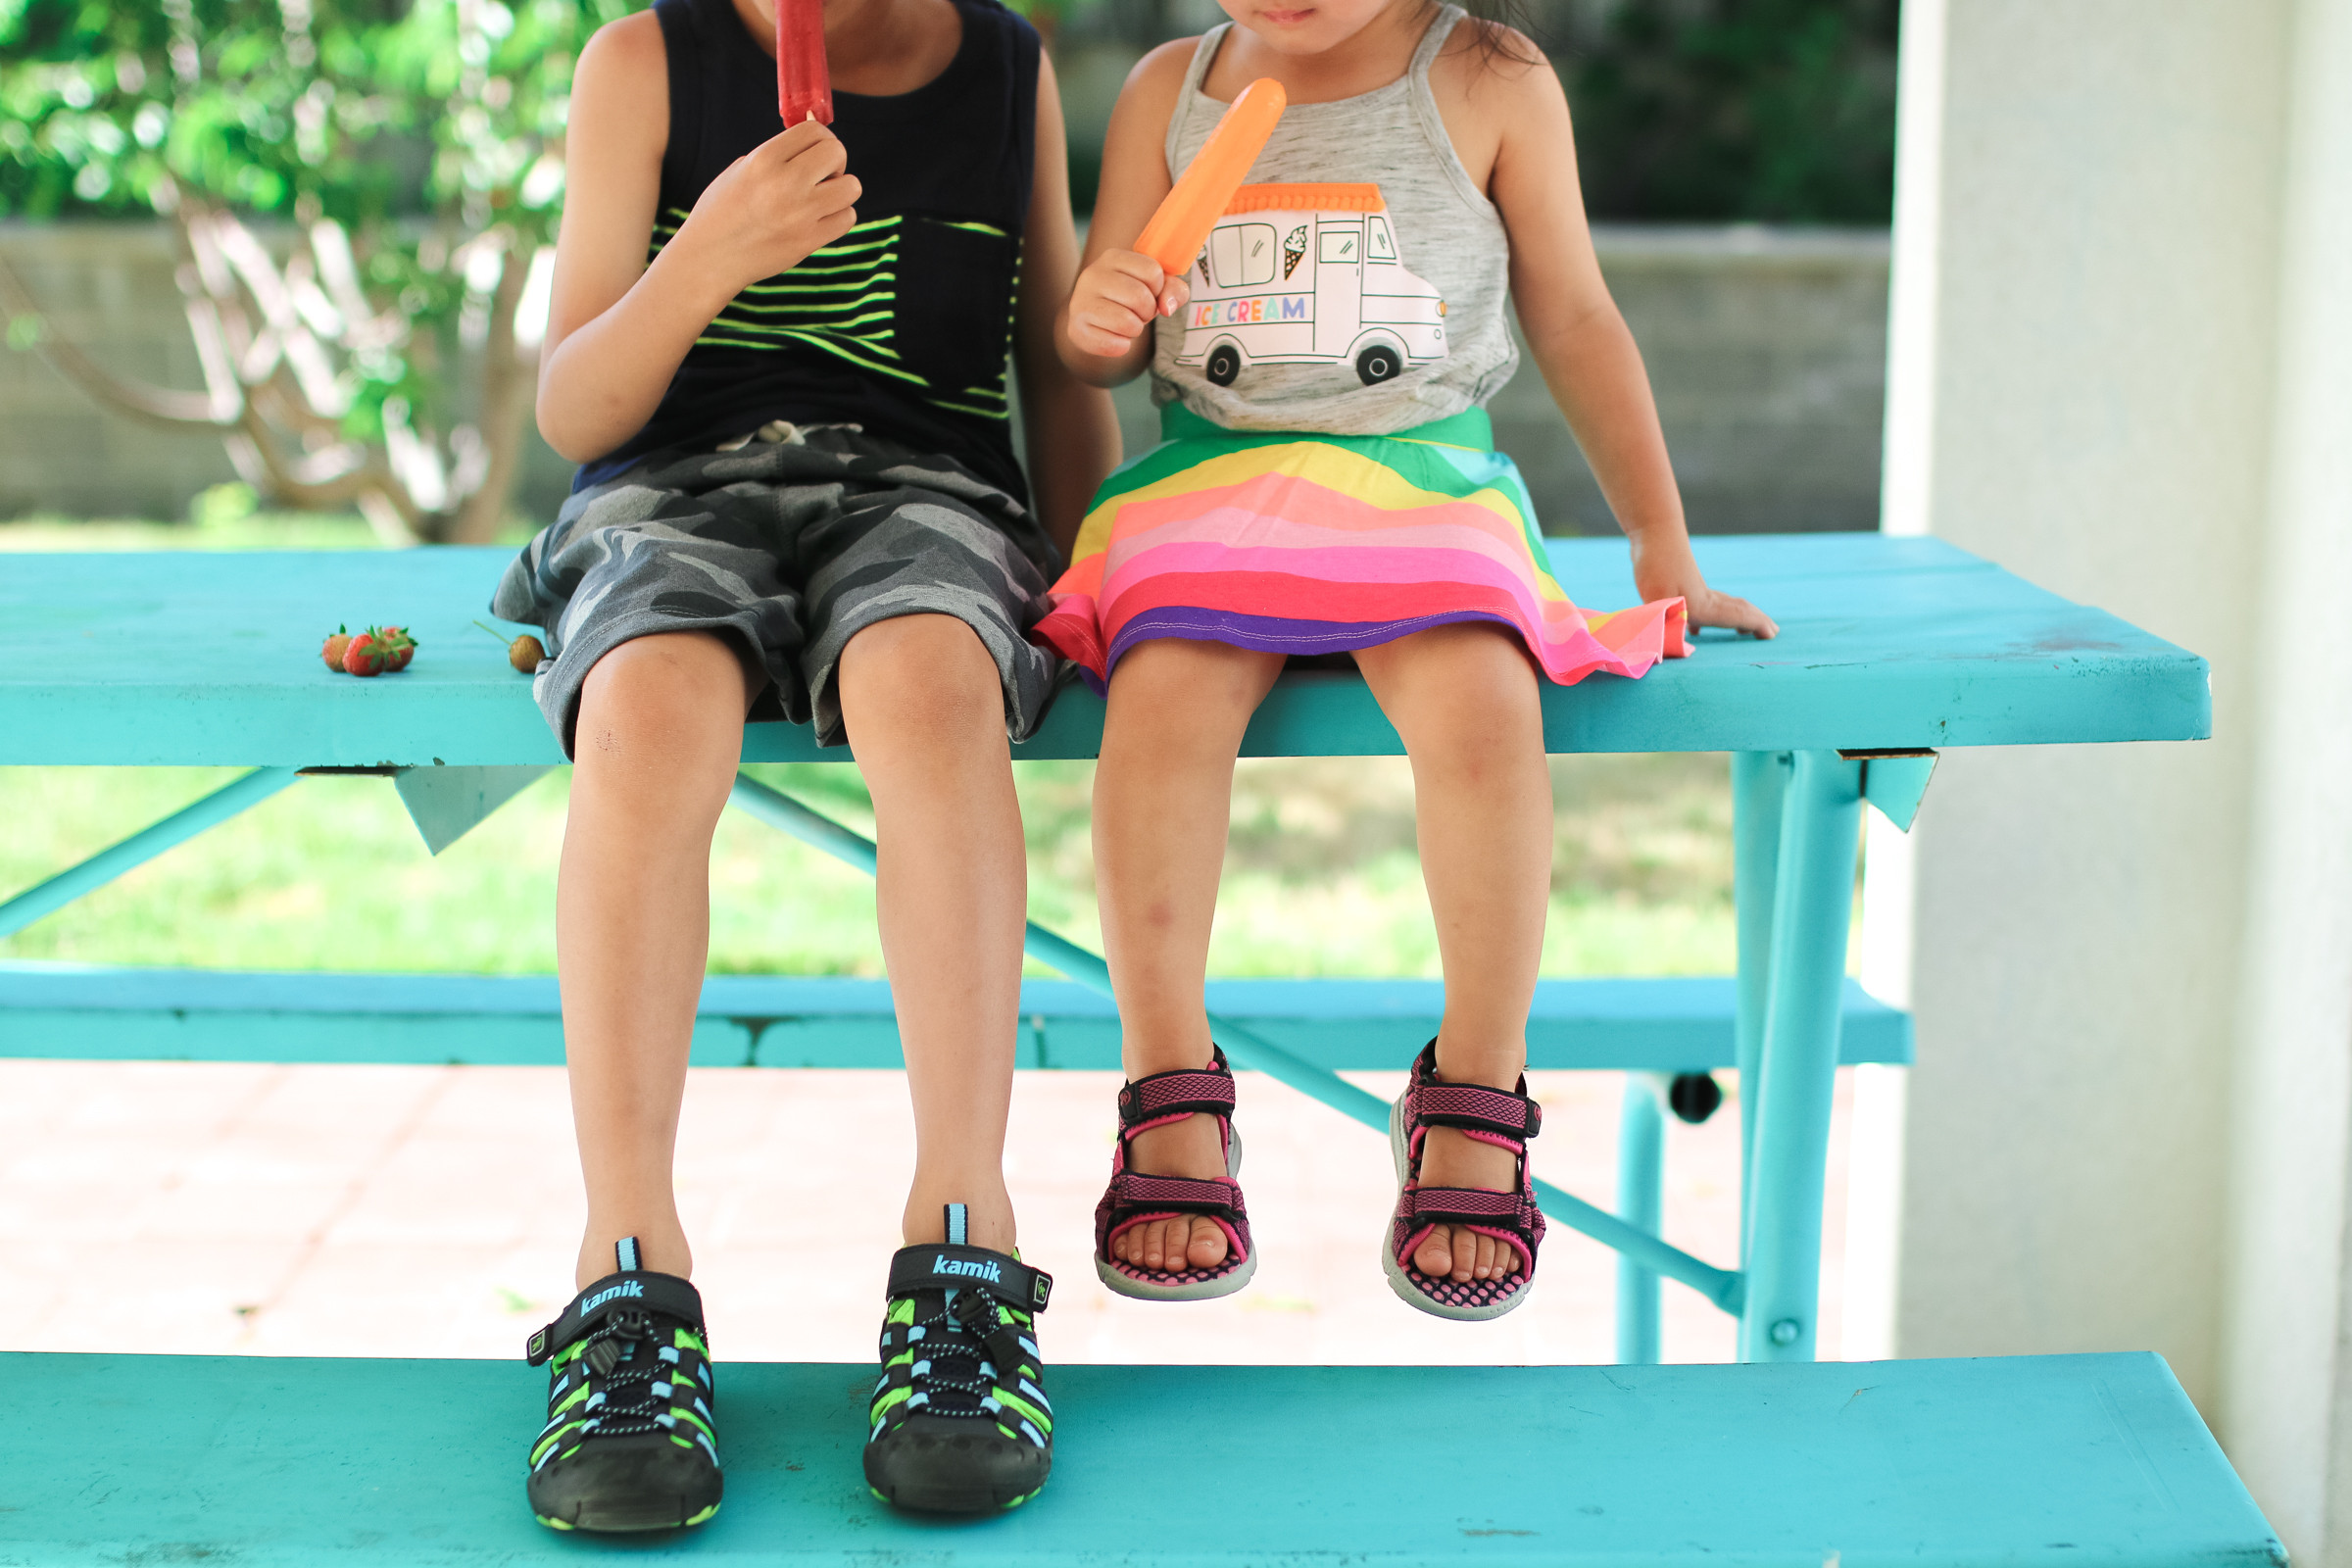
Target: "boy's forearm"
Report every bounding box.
[536,241,740,464]
[1019,365,1121,556]
[1523,306,1690,548]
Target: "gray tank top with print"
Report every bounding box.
[1152,6,1516,435]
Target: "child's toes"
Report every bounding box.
[1412,1228,1455,1280]
[1182,1216,1229,1269]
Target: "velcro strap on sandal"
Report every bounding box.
[886,1242,1054,1313]
[1110,1171,1245,1216]
[1409,1081,1542,1141]
[526,1270,706,1365]
[1406,1185,1538,1227]
[1116,1049,1236,1127]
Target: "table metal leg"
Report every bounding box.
[1615,1072,1667,1364]
[1732,751,1790,1257]
[727,772,1751,1311]
[1738,749,1864,1361]
[0,766,302,939]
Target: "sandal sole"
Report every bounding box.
[1097,1125,1256,1302]
[1383,1089,1535,1322]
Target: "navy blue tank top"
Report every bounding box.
[578,0,1039,500]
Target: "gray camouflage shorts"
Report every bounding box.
[490,425,1068,757]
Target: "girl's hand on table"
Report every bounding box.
[1064,250,1188,360]
[1633,537,1779,646]
[677,120,862,293]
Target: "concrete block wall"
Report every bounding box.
[2,220,1886,535]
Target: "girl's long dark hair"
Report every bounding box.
[1420,0,1549,70]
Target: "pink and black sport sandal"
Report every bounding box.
[1384,1041,1547,1321]
[1094,1047,1256,1301]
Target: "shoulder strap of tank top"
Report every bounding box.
[1409,2,1466,80]
[1405,1,1494,215]
[653,0,705,202]
[1165,24,1234,175]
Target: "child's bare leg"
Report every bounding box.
[1093,638,1285,1272]
[835,615,1030,1255]
[560,631,760,1289]
[1353,623,1551,1285]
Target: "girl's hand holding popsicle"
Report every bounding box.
[1065,250,1189,360]
[1058,77,1284,372]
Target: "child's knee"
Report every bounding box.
[838,615,1004,740]
[575,633,753,759]
[1107,638,1282,718]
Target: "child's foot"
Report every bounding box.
[1411,1122,1530,1284]
[1096,1048,1256,1298]
[525,1238,723,1532]
[1113,1109,1232,1272]
[1383,1043,1547,1320]
[864,1203,1055,1514]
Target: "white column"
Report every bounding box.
[1883,0,2287,1416]
[2218,0,2352,1554]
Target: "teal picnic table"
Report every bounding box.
[0,533,2276,1567]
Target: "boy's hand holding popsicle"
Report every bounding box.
[1060,78,1285,374]
[668,0,848,301]
[677,119,860,297]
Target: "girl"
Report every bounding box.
[1047,0,1775,1319]
[497,0,1116,1529]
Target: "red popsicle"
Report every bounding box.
[775,0,832,125]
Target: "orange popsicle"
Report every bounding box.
[1134,77,1286,277]
[776,0,832,125]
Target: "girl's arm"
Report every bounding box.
[535,13,862,464]
[1054,42,1194,386]
[1015,52,1124,553]
[1479,44,1776,638]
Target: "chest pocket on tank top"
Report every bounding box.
[892,214,1020,392]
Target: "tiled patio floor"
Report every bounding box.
[0,1060,1850,1365]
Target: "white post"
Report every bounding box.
[2218,0,2352,1553]
[1881,0,2287,1424]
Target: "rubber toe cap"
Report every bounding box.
[528,1432,722,1533]
[863,1413,1050,1514]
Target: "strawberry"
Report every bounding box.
[474,619,545,674]
[376,625,417,671]
[342,628,388,677]
[321,625,351,671]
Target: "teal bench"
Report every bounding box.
[1,1351,2280,1565]
[0,964,1911,1071]
[0,533,2268,1561]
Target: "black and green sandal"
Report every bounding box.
[863,1203,1055,1514]
[524,1238,723,1533]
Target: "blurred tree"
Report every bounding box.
[1552,0,1899,223]
[1048,0,1897,222]
[0,0,641,542]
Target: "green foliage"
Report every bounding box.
[1559,0,1900,224]
[1,0,643,533]
[0,0,637,227]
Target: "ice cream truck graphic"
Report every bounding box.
[1174,182,1447,388]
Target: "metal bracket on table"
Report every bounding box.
[1838,748,1937,833]
[391,765,554,856]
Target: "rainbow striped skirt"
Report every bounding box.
[1032,404,1687,690]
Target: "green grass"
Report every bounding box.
[0,512,1743,979]
[0,754,1738,979]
